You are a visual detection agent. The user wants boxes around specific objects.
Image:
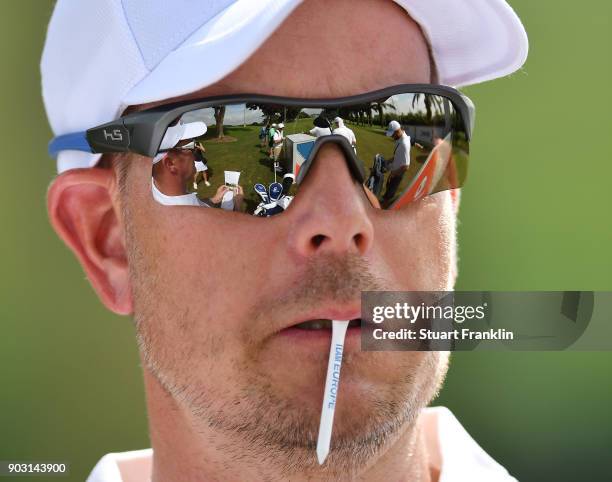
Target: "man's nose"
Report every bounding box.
[285,142,374,257]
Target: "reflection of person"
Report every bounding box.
[43,0,527,480]
[272,122,284,162]
[221,184,245,212]
[259,124,268,149]
[152,149,226,207]
[382,120,417,202]
[332,116,357,151]
[193,142,211,189]
[267,122,277,158]
[309,115,332,137]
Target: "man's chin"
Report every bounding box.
[225,380,422,475]
[241,351,445,446]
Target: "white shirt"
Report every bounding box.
[151,179,209,207]
[332,125,356,146]
[388,132,411,172]
[86,407,516,482]
[309,126,332,137]
[273,130,283,145]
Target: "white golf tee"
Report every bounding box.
[316,320,350,465]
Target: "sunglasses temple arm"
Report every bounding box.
[48,131,92,158]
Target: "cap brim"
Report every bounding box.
[159,121,207,150]
[182,121,207,139]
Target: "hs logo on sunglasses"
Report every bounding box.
[103,129,123,142]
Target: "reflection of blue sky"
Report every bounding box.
[183,104,324,127]
[180,95,448,127]
[302,108,324,116]
[183,104,266,126]
[386,94,452,118]
[387,93,416,114]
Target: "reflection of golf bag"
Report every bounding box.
[366,154,386,196]
[254,196,294,217]
[253,174,295,217]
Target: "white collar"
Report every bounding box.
[151,178,206,207]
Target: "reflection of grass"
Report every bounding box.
[206,135,238,143]
[195,124,270,213]
[193,119,424,210]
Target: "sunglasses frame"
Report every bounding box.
[78,84,474,158]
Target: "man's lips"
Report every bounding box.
[276,307,362,334]
[277,320,361,348]
[270,307,363,353]
[292,319,361,330]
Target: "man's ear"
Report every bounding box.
[47,168,132,315]
[163,155,179,175]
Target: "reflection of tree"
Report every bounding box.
[246,103,302,124]
[336,103,372,127]
[213,106,226,138]
[442,97,452,135]
[411,94,444,123]
[373,101,397,127]
[336,101,397,128]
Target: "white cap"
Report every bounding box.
[385,120,402,136]
[277,123,285,129]
[333,117,344,126]
[152,121,207,164]
[159,121,207,151]
[271,123,278,128]
[42,0,528,173]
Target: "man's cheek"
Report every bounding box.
[426,192,458,289]
[382,192,456,290]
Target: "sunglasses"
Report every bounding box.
[49,84,474,214]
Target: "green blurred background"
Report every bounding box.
[1,1,610,480]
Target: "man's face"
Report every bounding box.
[122,0,456,473]
[166,150,196,181]
[153,150,196,193]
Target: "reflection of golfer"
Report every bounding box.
[382,120,412,202]
[309,115,332,137]
[267,123,277,158]
[332,117,357,152]
[272,123,284,162]
[259,124,269,149]
[193,142,211,189]
[152,149,226,207]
